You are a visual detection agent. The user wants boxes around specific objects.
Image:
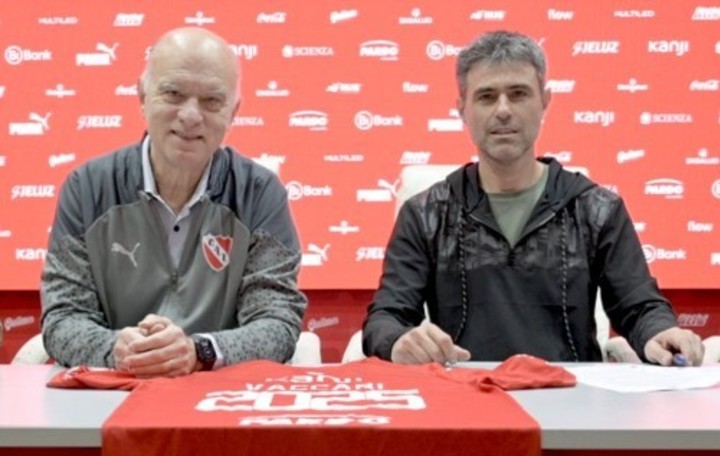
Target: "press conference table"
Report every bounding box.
[1,364,719,455]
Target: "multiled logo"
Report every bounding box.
[644,178,684,199]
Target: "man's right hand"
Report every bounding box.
[391,322,471,365]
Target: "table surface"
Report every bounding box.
[1,364,719,450]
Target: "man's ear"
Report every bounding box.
[456,97,466,123]
[137,78,145,104]
[542,87,552,110]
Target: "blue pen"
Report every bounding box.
[672,353,689,367]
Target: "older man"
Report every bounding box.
[41,28,307,377]
[363,30,704,366]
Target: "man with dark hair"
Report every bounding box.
[363,30,703,366]
[41,28,307,377]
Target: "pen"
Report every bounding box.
[671,353,688,367]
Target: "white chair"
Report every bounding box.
[288,331,322,365]
[11,334,50,365]
[13,331,321,365]
[702,336,720,365]
[345,164,626,363]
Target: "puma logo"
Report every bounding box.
[111,242,140,268]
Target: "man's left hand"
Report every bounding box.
[123,314,197,377]
[644,327,704,366]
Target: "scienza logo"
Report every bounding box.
[202,234,233,271]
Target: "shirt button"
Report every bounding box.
[173,225,180,232]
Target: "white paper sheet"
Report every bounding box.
[566,364,720,393]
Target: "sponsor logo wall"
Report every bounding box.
[1,2,718,289]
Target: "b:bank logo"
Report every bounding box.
[426,40,462,61]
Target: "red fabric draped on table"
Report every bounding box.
[98,356,574,456]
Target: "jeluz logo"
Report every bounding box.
[400,151,432,165]
[9,112,50,136]
[232,116,264,127]
[49,153,76,168]
[647,40,689,56]
[688,220,714,233]
[547,9,574,20]
[689,79,719,91]
[289,111,328,131]
[354,111,403,130]
[572,41,619,56]
[115,84,138,96]
[545,79,575,93]
[614,9,655,19]
[329,9,358,24]
[356,247,385,262]
[543,151,573,163]
[359,40,399,61]
[282,45,334,58]
[617,78,649,93]
[357,179,399,202]
[285,181,332,201]
[642,244,687,264]
[38,16,78,26]
[77,115,122,130]
[256,81,290,97]
[573,111,615,127]
[469,10,506,21]
[45,83,76,98]
[301,243,330,266]
[185,11,215,26]
[402,81,428,93]
[257,12,286,24]
[15,249,47,261]
[398,8,433,25]
[712,179,720,199]
[76,43,118,66]
[692,6,720,20]
[685,148,720,166]
[426,40,462,61]
[229,44,258,60]
[329,220,360,235]
[326,82,361,94]
[617,149,645,163]
[640,112,693,125]
[644,178,684,199]
[4,45,52,65]
[428,109,463,132]
[113,13,144,27]
[11,185,55,200]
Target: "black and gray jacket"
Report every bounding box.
[41,141,307,368]
[363,158,676,362]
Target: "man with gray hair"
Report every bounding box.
[41,27,307,377]
[363,30,703,366]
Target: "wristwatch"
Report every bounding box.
[191,335,217,371]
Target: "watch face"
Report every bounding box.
[194,336,216,370]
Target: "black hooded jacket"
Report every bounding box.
[363,158,677,362]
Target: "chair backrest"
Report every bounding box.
[341,330,365,364]
[396,164,461,215]
[702,336,720,365]
[288,331,322,365]
[11,333,50,365]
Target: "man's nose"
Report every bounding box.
[178,99,202,125]
[495,94,512,119]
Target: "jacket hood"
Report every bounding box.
[446,157,596,212]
